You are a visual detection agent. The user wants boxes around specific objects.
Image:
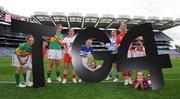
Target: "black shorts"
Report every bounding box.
[111,53,117,63]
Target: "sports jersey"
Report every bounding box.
[106,37,117,52]
[133,77,149,89]
[80,44,93,58]
[63,35,76,55]
[116,32,126,45]
[127,44,133,58]
[134,46,146,57]
[48,33,64,50]
[15,43,32,57]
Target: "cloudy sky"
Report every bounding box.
[0,0,180,48]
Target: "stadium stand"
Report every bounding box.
[158,50,180,58]
[175,45,180,52]
[0,47,15,58]
[154,32,173,50]
[0,7,180,57]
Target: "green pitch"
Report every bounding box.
[0,57,180,99]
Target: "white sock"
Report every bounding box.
[26,70,31,82]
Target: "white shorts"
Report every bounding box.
[81,57,88,68]
[48,49,63,60]
[127,50,133,58]
[12,54,32,68]
[133,52,146,57]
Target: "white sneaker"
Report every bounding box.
[56,77,62,82]
[124,79,128,85]
[47,78,52,83]
[105,76,112,80]
[128,78,133,85]
[148,80,151,87]
[72,78,77,83]
[78,79,82,83]
[62,79,67,84]
[26,81,33,87]
[113,78,119,82]
[17,83,26,88]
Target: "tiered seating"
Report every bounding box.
[158,50,180,57]
[0,47,15,58]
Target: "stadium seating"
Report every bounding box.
[0,47,15,58]
[1,8,180,58]
[158,50,180,57]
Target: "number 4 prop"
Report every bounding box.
[72,23,172,90]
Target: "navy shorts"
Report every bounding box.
[111,53,117,63]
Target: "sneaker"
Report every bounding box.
[62,79,67,84]
[72,78,77,83]
[113,78,119,82]
[105,76,112,80]
[148,80,151,87]
[124,79,128,85]
[56,77,62,82]
[26,81,33,87]
[47,78,52,83]
[17,83,26,88]
[128,78,133,85]
[78,79,82,83]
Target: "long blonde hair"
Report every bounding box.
[120,22,127,29]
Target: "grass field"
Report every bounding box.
[0,57,180,99]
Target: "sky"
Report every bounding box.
[0,0,180,48]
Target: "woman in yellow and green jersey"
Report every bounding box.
[47,24,64,83]
[12,35,34,88]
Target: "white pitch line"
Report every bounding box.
[0,79,180,84]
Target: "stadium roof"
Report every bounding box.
[30,13,180,31]
[176,45,180,48]
[1,11,180,31]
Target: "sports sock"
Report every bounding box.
[108,71,112,78]
[47,71,51,78]
[15,74,20,85]
[72,73,76,79]
[26,70,31,82]
[23,73,26,82]
[56,71,60,77]
[63,73,67,79]
[115,74,119,79]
